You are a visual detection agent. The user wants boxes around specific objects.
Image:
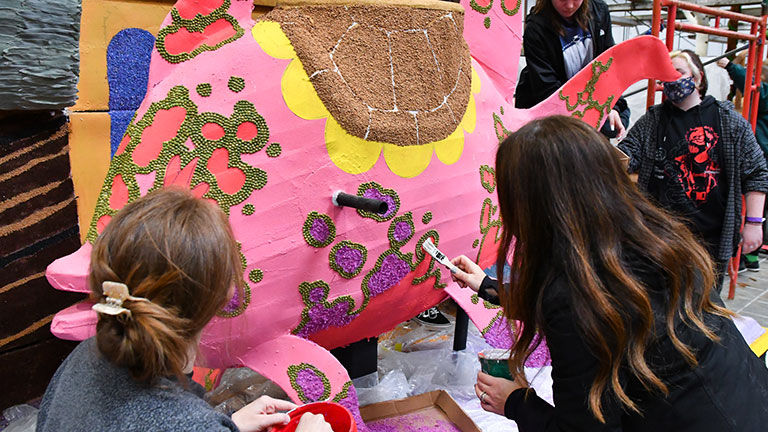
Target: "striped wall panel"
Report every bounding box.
[0,111,84,409]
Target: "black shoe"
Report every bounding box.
[414,307,451,328]
[739,259,747,273]
[746,259,760,272]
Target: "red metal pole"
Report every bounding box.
[750,17,766,129]
[662,0,761,24]
[673,22,757,41]
[666,4,677,50]
[743,22,757,119]
[648,0,663,109]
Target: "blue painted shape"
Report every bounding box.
[107,28,155,157]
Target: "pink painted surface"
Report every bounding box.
[46,0,680,428]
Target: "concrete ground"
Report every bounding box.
[722,254,768,327]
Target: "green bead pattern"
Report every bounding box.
[329,240,368,279]
[422,211,433,224]
[228,76,245,93]
[249,269,263,283]
[479,165,496,194]
[292,280,358,336]
[411,230,447,289]
[558,58,615,128]
[287,363,331,403]
[266,143,282,158]
[332,381,353,403]
[242,203,255,215]
[196,83,212,97]
[302,211,336,248]
[156,0,245,64]
[470,293,500,310]
[356,182,400,222]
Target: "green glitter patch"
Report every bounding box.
[287,363,331,403]
[196,83,212,97]
[228,76,245,93]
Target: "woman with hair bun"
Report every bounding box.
[37,188,331,432]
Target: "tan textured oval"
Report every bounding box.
[263,4,471,146]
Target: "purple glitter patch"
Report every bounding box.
[525,336,552,368]
[392,221,412,243]
[367,254,410,296]
[367,411,463,432]
[362,188,396,218]
[221,288,240,313]
[296,368,326,401]
[335,245,364,274]
[482,315,515,349]
[297,301,357,338]
[308,287,325,303]
[310,218,330,243]
[336,386,368,432]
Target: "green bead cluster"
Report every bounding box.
[388,213,415,249]
[242,203,255,215]
[422,211,433,224]
[302,211,336,248]
[356,181,400,222]
[411,230,447,288]
[249,269,263,283]
[228,76,245,93]
[558,58,615,128]
[470,293,500,310]
[479,165,496,193]
[471,0,521,29]
[332,381,353,403]
[86,84,276,242]
[196,83,212,97]
[292,280,357,336]
[156,0,245,64]
[329,241,368,279]
[493,110,512,143]
[287,363,331,403]
[266,143,282,158]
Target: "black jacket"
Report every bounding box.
[478,256,768,431]
[515,0,628,118]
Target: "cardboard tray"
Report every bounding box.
[360,390,481,432]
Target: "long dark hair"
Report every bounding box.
[532,0,591,36]
[495,116,729,422]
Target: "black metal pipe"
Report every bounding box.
[453,308,469,352]
[333,191,388,214]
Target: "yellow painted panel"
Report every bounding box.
[68,112,111,242]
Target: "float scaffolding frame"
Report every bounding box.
[646,0,767,299]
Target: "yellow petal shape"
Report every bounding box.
[252,21,296,60]
[471,67,481,94]
[460,91,477,134]
[326,117,383,174]
[383,142,434,178]
[282,61,328,120]
[433,126,464,165]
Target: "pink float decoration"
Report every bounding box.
[46,0,679,429]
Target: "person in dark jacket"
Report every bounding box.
[618,50,768,291]
[37,189,331,432]
[717,56,768,271]
[515,0,629,138]
[450,115,768,431]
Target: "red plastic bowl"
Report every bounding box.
[269,401,357,432]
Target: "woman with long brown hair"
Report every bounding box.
[451,116,768,430]
[38,188,331,432]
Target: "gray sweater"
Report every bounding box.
[37,338,238,432]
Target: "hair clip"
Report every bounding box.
[92,281,145,318]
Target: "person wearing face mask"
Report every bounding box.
[618,50,768,293]
[515,0,629,139]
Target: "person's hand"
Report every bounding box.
[475,371,528,416]
[742,224,763,254]
[607,110,626,141]
[231,396,296,432]
[295,412,333,432]
[716,58,729,69]
[450,255,487,292]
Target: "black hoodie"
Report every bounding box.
[647,95,726,256]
